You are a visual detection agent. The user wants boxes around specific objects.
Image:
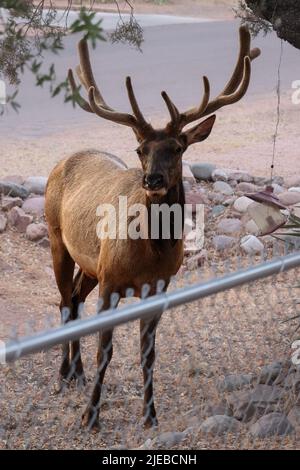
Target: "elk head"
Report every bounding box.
[68,27,260,199]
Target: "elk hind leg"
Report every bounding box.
[69,270,98,387]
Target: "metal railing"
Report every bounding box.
[2,251,300,363]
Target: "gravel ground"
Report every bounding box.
[0,231,300,449]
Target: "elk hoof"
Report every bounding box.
[72,372,87,390]
[53,376,72,394]
[82,407,100,432]
[143,414,158,429]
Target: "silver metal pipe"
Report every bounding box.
[2,252,300,363]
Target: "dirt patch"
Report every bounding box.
[46,1,238,21]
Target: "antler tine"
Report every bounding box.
[68,68,93,113]
[164,26,260,132]
[162,76,210,131]
[200,56,251,118]
[180,76,210,127]
[68,38,153,138]
[88,86,139,129]
[221,26,260,96]
[77,38,111,110]
[161,91,180,128]
[126,77,151,129]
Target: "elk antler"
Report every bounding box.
[68,38,153,138]
[163,26,261,132]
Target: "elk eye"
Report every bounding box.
[136,148,142,157]
[175,146,182,154]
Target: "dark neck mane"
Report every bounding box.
[146,180,185,252]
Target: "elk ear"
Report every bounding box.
[182,115,216,147]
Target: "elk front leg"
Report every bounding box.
[82,286,117,431]
[140,315,161,428]
[49,229,75,387]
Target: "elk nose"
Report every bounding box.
[144,174,164,190]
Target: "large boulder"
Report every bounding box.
[26,223,48,241]
[190,163,216,181]
[199,415,242,435]
[22,196,45,217]
[240,235,264,254]
[217,218,242,235]
[1,196,23,212]
[23,176,48,195]
[250,413,294,438]
[0,181,29,199]
[7,207,33,232]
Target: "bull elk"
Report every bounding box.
[45,26,260,430]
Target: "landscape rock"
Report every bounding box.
[213,181,234,196]
[287,406,300,429]
[0,214,7,233]
[213,235,236,251]
[23,176,48,195]
[233,196,253,213]
[155,431,186,447]
[259,362,283,385]
[0,181,29,199]
[7,207,33,232]
[227,385,285,422]
[217,374,255,393]
[265,176,285,186]
[203,402,233,418]
[213,168,253,183]
[250,413,294,438]
[236,182,259,193]
[217,218,242,235]
[240,235,264,254]
[191,163,216,181]
[199,415,242,435]
[283,371,300,393]
[288,186,300,193]
[253,176,268,186]
[212,168,229,182]
[278,191,300,206]
[271,183,285,194]
[286,176,300,188]
[211,205,226,217]
[223,197,236,206]
[22,196,45,216]
[1,196,23,211]
[208,192,226,204]
[26,223,48,242]
[245,219,259,236]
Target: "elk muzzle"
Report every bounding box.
[143,173,167,197]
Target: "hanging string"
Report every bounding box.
[271,39,283,182]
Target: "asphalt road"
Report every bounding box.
[1,16,299,138]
